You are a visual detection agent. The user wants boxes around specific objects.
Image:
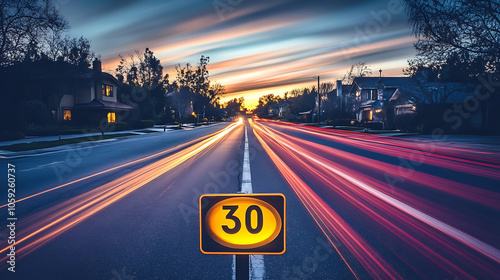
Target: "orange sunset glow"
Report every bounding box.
[59,0,417,109]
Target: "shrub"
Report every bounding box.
[0,131,25,141]
[114,122,131,131]
[202,118,208,122]
[363,122,384,130]
[184,115,196,123]
[394,113,418,132]
[23,100,52,126]
[333,119,352,126]
[138,120,155,129]
[24,123,59,136]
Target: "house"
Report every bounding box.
[57,59,132,125]
[389,81,487,132]
[277,100,291,117]
[268,107,278,116]
[349,75,416,128]
[298,110,312,122]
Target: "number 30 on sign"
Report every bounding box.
[199,193,286,254]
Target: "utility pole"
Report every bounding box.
[317,76,320,125]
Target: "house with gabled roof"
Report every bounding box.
[349,74,417,128]
[57,59,132,125]
[389,80,487,132]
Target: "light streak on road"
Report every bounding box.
[260,119,500,179]
[0,126,236,209]
[0,120,242,265]
[262,123,500,209]
[250,119,401,280]
[251,118,500,279]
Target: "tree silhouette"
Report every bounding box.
[342,62,372,84]
[0,0,68,66]
[405,0,500,74]
[224,97,244,118]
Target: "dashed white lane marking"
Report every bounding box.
[232,125,265,279]
[241,126,252,194]
[20,161,65,172]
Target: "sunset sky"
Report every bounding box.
[58,0,416,109]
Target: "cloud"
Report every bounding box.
[62,0,415,108]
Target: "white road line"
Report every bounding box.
[233,125,265,280]
[241,126,252,194]
[20,161,65,172]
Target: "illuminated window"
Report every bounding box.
[107,112,116,123]
[362,110,373,121]
[369,90,377,100]
[63,109,71,121]
[102,84,113,97]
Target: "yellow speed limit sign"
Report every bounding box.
[200,193,286,254]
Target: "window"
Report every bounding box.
[369,89,377,100]
[362,110,373,121]
[63,109,71,121]
[107,112,116,123]
[377,89,384,100]
[102,84,113,97]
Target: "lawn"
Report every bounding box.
[0,133,136,152]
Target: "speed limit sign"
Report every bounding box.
[199,193,286,254]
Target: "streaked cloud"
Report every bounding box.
[59,0,416,108]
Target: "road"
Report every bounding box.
[1,118,499,279]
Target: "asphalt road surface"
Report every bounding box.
[1,118,499,279]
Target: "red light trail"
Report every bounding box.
[251,118,500,279]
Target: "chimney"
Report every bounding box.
[336,80,343,113]
[336,80,342,97]
[93,59,102,72]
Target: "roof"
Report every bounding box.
[30,60,121,86]
[351,77,416,92]
[78,71,121,86]
[391,82,478,104]
[360,100,383,109]
[74,99,132,110]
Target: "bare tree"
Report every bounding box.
[342,61,372,84]
[170,86,193,126]
[208,82,225,105]
[0,0,68,66]
[405,0,500,73]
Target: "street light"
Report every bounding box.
[316,76,320,124]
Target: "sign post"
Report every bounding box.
[200,193,286,278]
[236,255,249,280]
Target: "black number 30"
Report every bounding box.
[222,205,263,234]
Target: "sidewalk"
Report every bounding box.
[399,134,500,146]
[0,122,222,158]
[0,123,204,147]
[0,128,161,147]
